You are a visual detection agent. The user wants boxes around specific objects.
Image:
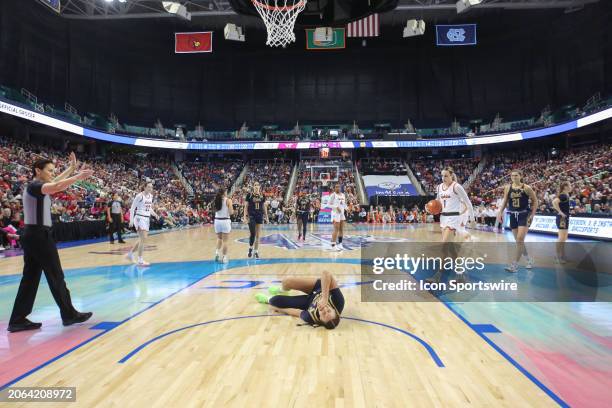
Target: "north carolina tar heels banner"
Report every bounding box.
[436,24,477,46]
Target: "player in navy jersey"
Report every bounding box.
[243,182,268,259]
[552,181,572,263]
[496,170,538,273]
[254,269,344,330]
[295,192,311,241]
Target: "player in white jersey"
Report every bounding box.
[436,168,475,242]
[213,187,233,264]
[126,183,158,266]
[427,168,475,284]
[328,183,347,251]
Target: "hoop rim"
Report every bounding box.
[251,0,306,12]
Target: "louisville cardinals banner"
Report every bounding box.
[347,13,379,37]
[175,32,213,54]
[306,28,346,50]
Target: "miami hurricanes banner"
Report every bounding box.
[175,32,213,53]
[306,28,346,50]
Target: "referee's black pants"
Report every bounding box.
[9,227,78,324]
[299,212,309,236]
[109,213,123,242]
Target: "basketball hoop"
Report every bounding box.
[320,172,330,188]
[251,0,307,47]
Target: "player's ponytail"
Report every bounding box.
[214,188,226,212]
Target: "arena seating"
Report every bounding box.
[179,159,244,198]
[409,158,480,195]
[0,136,203,244]
[1,133,609,245]
[358,158,407,176]
[468,143,611,214]
[2,84,609,144]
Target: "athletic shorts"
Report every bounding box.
[133,215,150,232]
[555,214,569,230]
[440,214,461,231]
[249,213,264,224]
[331,210,346,223]
[508,211,529,229]
[214,219,231,234]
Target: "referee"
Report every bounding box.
[7,155,94,333]
[107,192,126,244]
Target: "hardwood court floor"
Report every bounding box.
[0,224,608,407]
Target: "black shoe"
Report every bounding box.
[248,248,253,258]
[110,241,115,244]
[62,312,93,327]
[254,252,260,259]
[119,240,126,244]
[8,319,42,333]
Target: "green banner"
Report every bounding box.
[306,28,346,50]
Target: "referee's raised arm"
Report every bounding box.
[7,157,95,333]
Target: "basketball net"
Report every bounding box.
[251,0,307,47]
[320,173,330,188]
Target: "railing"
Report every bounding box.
[172,163,194,196]
[284,162,299,204]
[404,160,426,196]
[464,156,488,190]
[354,162,369,204]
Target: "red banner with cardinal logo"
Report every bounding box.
[175,32,213,53]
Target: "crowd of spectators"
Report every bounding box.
[468,143,610,215]
[0,136,210,248]
[2,134,610,248]
[410,158,480,195]
[179,159,244,198]
[357,158,407,176]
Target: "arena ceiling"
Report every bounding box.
[55,0,602,22]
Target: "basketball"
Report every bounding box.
[425,199,442,215]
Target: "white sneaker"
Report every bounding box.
[222,255,229,264]
[125,252,135,263]
[336,244,344,251]
[137,259,150,267]
[505,263,518,273]
[526,257,534,269]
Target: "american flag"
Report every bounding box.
[347,13,379,37]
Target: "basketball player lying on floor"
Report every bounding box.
[255,270,344,330]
